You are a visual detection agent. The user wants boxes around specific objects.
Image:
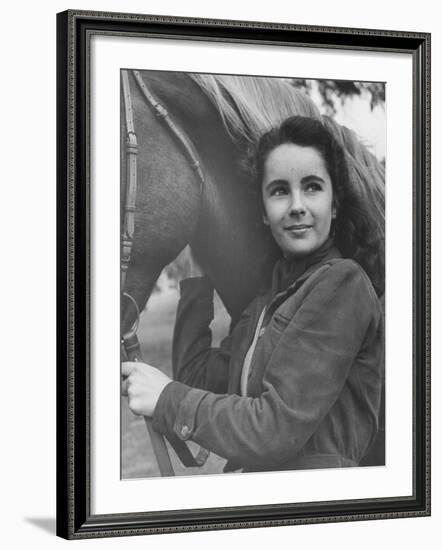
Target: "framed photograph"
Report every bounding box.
[56,9,430,539]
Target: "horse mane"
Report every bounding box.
[189,73,321,145]
[188,76,384,200]
[323,117,385,254]
[321,116,385,295]
[322,116,385,228]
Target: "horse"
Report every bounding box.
[121,70,384,330]
[120,69,385,473]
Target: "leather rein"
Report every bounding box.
[121,70,208,476]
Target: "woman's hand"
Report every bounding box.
[121,362,172,417]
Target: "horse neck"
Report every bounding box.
[121,71,204,333]
[188,142,278,322]
[144,71,279,321]
[123,70,278,325]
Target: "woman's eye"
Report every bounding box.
[305,182,323,192]
[270,186,288,197]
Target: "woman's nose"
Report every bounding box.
[289,191,306,216]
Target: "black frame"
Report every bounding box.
[56,9,431,539]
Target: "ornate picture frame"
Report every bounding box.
[56,9,430,539]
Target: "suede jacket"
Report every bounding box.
[152,246,384,473]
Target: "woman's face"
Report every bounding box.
[262,143,335,259]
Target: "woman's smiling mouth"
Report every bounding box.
[284,224,312,234]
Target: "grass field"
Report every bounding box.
[122,274,231,479]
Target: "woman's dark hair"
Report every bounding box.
[250,115,385,296]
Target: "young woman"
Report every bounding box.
[122,116,384,473]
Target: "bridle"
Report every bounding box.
[120,69,209,475]
[121,69,206,347]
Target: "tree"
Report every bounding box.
[291,79,385,116]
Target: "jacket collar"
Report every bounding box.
[270,238,342,299]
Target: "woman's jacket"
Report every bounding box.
[152,244,384,473]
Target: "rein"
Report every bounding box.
[132,70,205,193]
[121,69,209,476]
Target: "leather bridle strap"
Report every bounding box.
[121,69,176,477]
[121,70,138,292]
[132,70,205,193]
[120,70,209,475]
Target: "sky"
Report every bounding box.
[308,81,386,161]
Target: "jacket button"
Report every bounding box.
[180,425,191,438]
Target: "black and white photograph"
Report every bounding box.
[55,8,430,540]
[2,0,439,546]
[120,70,386,479]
